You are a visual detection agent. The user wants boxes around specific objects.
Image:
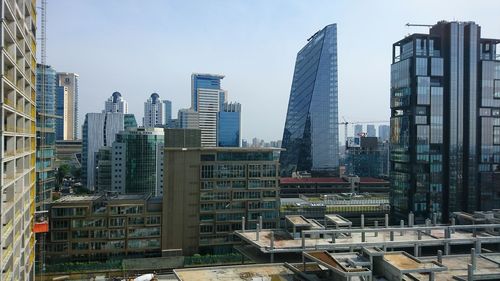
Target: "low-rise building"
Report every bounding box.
[280,176,389,197]
[46,194,162,262]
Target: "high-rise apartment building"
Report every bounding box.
[280,24,339,177]
[178,108,199,129]
[36,64,57,210]
[378,125,390,142]
[217,102,241,147]
[0,0,37,278]
[82,113,124,190]
[110,127,164,196]
[390,21,500,223]
[366,125,376,137]
[104,91,128,113]
[354,124,363,137]
[57,72,79,139]
[162,144,281,255]
[143,93,165,128]
[55,85,69,140]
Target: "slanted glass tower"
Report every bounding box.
[390,21,500,223]
[280,24,339,177]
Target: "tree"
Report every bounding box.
[56,164,70,186]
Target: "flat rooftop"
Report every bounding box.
[54,194,152,203]
[280,177,388,184]
[173,263,297,281]
[414,254,500,280]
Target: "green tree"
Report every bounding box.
[56,164,70,186]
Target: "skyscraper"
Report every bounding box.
[82,112,124,190]
[378,125,390,142]
[178,108,199,129]
[1,0,37,278]
[217,102,241,147]
[143,93,165,128]
[55,85,69,140]
[57,72,79,139]
[354,124,363,137]
[390,21,500,223]
[36,64,57,210]
[366,124,376,137]
[191,74,227,147]
[164,99,172,127]
[104,91,128,113]
[111,127,165,196]
[280,24,339,177]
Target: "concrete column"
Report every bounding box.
[331,232,336,243]
[425,219,431,234]
[256,223,260,241]
[475,240,481,254]
[414,244,419,257]
[390,231,394,241]
[385,214,389,228]
[417,230,422,240]
[293,225,296,238]
[468,264,473,281]
[361,214,365,229]
[444,242,450,255]
[374,221,379,237]
[362,231,366,242]
[429,272,435,281]
[400,220,404,236]
[242,216,246,233]
[270,231,274,249]
[445,228,451,239]
[259,216,263,230]
[471,248,476,270]
[451,218,456,234]
[302,233,305,249]
[409,212,414,227]
[437,250,442,263]
[432,213,437,225]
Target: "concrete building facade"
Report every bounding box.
[57,72,79,140]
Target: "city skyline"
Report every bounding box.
[44,1,500,141]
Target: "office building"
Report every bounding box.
[104,91,128,113]
[82,112,124,190]
[366,124,376,137]
[55,140,82,168]
[45,194,162,262]
[55,85,68,140]
[162,146,281,255]
[378,124,390,142]
[0,0,37,278]
[164,128,202,148]
[345,137,383,177]
[36,64,57,210]
[390,21,500,223]
[57,72,79,139]
[95,147,112,191]
[354,124,363,136]
[178,108,199,129]
[164,99,172,127]
[191,73,227,147]
[143,93,165,128]
[280,24,339,177]
[110,127,164,196]
[124,113,138,130]
[217,102,241,147]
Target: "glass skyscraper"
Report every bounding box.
[217,102,241,147]
[280,24,339,176]
[390,21,500,223]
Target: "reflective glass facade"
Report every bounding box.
[390,21,500,223]
[217,103,241,147]
[280,24,339,176]
[191,74,224,111]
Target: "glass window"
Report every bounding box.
[495,80,500,99]
[494,127,500,145]
[416,58,427,76]
[431,58,444,76]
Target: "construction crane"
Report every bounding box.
[406,23,433,28]
[338,118,390,146]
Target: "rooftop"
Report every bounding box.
[53,193,152,203]
[174,263,296,281]
[280,177,388,184]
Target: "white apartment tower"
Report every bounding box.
[0,0,37,279]
[57,72,79,139]
[143,93,164,127]
[104,91,128,113]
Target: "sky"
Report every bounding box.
[45,0,500,141]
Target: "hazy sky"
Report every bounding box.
[46,0,500,141]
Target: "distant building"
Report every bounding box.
[104,91,128,113]
[143,93,165,128]
[217,102,241,147]
[110,127,165,196]
[178,108,199,129]
[124,113,138,129]
[36,64,57,210]
[162,146,280,255]
[164,100,172,127]
[366,125,376,137]
[164,129,202,148]
[55,140,82,168]
[378,125,390,142]
[280,24,339,177]
[95,147,112,191]
[55,85,69,140]
[57,72,79,139]
[345,137,382,177]
[354,124,363,137]
[82,112,124,190]
[390,21,500,223]
[46,194,162,262]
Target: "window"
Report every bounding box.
[495,80,500,99]
[494,127,500,145]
